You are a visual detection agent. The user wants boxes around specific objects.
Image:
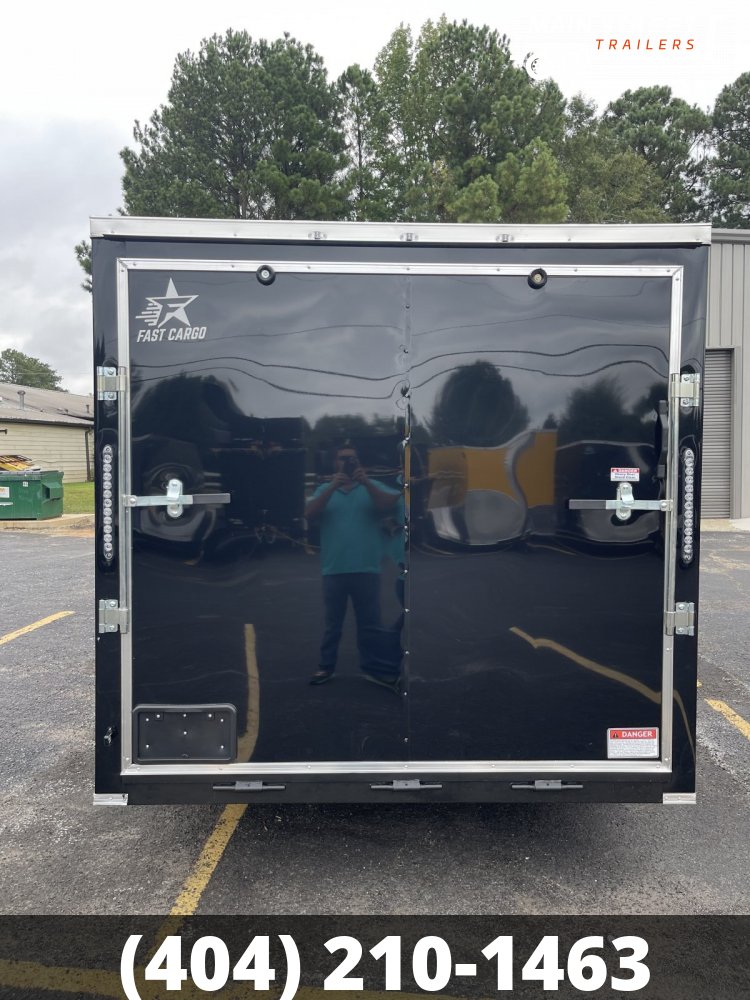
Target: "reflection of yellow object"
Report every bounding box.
[427,448,466,508]
[516,431,556,507]
[465,448,514,493]
[511,626,695,761]
[427,431,557,509]
[237,623,260,763]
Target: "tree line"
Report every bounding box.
[0,348,63,391]
[75,17,750,288]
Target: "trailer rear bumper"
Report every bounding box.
[105,771,693,806]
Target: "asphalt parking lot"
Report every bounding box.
[0,527,748,917]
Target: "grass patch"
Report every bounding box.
[63,481,94,515]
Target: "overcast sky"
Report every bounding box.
[0,0,745,394]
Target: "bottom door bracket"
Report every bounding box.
[213,781,286,792]
[371,779,443,791]
[511,780,584,791]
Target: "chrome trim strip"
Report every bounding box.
[90,218,712,245]
[121,759,671,777]
[668,269,685,370]
[121,259,681,278]
[117,261,133,771]
[93,793,128,806]
[661,268,685,771]
[663,792,696,804]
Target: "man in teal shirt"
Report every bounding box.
[306,444,400,686]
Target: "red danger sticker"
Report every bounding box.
[610,467,640,482]
[607,728,659,759]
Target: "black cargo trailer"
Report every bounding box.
[91,220,708,806]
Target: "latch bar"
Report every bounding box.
[126,493,231,508]
[125,478,230,518]
[570,483,671,520]
[665,602,695,636]
[98,599,128,634]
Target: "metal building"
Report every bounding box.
[705,229,750,519]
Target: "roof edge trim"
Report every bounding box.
[90,217,712,246]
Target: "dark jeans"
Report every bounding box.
[319,572,397,677]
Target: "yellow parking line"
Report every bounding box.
[147,803,249,955]
[705,699,750,742]
[0,958,456,1000]
[0,611,74,646]
[168,803,247,917]
[0,960,122,998]
[0,959,281,999]
[148,625,259,946]
[162,625,257,925]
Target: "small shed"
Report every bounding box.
[0,382,94,481]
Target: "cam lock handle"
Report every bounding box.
[569,482,671,522]
[125,478,231,518]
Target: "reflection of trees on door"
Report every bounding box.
[132,372,248,443]
[427,361,530,447]
[556,376,653,445]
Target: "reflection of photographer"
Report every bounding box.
[306,443,400,686]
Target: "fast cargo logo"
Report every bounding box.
[134,279,207,343]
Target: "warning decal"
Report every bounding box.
[610,467,640,482]
[607,728,659,759]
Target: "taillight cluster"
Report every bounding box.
[681,448,695,565]
[102,444,115,562]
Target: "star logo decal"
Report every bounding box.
[135,279,198,327]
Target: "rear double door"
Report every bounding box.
[122,260,676,772]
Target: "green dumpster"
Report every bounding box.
[0,470,64,520]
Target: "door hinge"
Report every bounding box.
[665,602,695,636]
[670,373,701,408]
[96,366,126,400]
[98,599,129,634]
